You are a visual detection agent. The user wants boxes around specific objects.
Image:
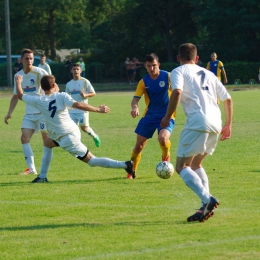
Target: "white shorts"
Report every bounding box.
[177,129,219,157]
[69,112,89,127]
[22,114,47,133]
[57,129,88,158]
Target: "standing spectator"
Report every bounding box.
[126,53,176,179]
[133,57,143,81]
[65,56,73,82]
[14,58,23,73]
[258,66,260,83]
[161,43,233,222]
[206,52,228,84]
[38,54,52,75]
[125,57,133,83]
[4,49,54,176]
[65,63,101,147]
[77,57,86,77]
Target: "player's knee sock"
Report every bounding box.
[86,127,97,138]
[180,167,211,204]
[88,156,126,168]
[194,167,210,207]
[160,140,171,160]
[22,143,36,172]
[39,147,53,178]
[194,167,209,192]
[131,151,141,172]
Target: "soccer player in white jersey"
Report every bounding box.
[4,49,56,176]
[161,43,233,222]
[15,74,135,182]
[65,63,100,147]
[38,54,52,75]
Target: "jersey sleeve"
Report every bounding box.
[134,79,145,98]
[85,79,95,94]
[206,62,210,70]
[170,68,183,91]
[218,61,224,69]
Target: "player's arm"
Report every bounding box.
[80,91,96,99]
[220,98,233,141]
[15,75,24,101]
[221,68,228,84]
[72,102,110,114]
[130,97,140,118]
[161,88,181,128]
[4,94,19,124]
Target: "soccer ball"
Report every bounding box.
[156,161,174,179]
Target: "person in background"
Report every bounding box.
[4,48,54,176]
[125,57,133,84]
[206,52,228,84]
[14,58,23,73]
[38,54,52,75]
[65,56,73,82]
[126,53,176,179]
[77,57,86,77]
[65,63,101,147]
[15,74,135,182]
[161,43,233,222]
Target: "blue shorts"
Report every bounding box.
[135,115,175,139]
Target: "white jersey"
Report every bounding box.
[22,92,79,141]
[14,66,48,114]
[170,64,231,133]
[65,77,95,114]
[38,63,52,75]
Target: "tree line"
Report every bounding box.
[0,0,259,67]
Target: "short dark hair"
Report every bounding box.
[72,63,81,68]
[178,43,197,61]
[40,54,46,58]
[144,53,159,63]
[21,49,34,58]
[41,75,56,91]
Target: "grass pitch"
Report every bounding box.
[0,88,260,259]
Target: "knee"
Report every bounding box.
[21,135,30,144]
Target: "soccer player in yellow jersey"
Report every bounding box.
[206,52,228,84]
[126,53,176,179]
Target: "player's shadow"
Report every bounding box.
[0,220,190,232]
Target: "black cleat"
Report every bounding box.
[125,161,136,179]
[187,205,215,222]
[199,196,219,222]
[32,176,48,183]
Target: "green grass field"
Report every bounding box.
[0,88,260,259]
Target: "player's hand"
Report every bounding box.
[99,104,110,113]
[80,91,85,98]
[15,74,23,84]
[160,116,170,129]
[4,114,11,124]
[131,108,139,118]
[220,124,231,141]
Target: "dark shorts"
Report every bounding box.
[135,115,175,139]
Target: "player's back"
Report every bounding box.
[171,64,229,133]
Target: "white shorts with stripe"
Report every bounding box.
[21,114,47,133]
[69,112,89,127]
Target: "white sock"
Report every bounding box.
[180,167,211,204]
[39,147,53,178]
[88,156,126,168]
[86,126,97,138]
[194,167,209,193]
[22,143,36,172]
[194,167,210,207]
